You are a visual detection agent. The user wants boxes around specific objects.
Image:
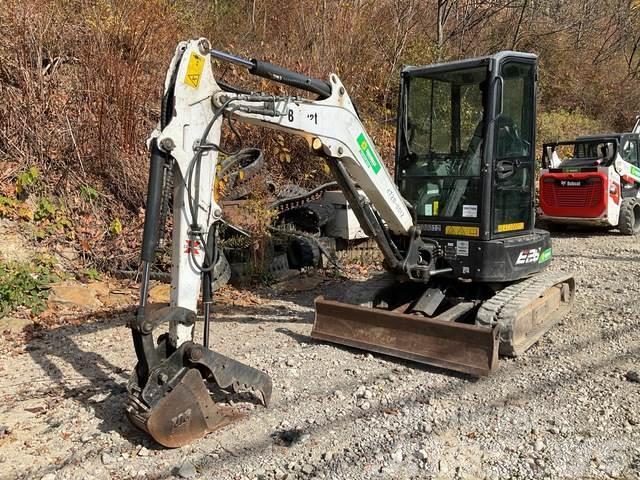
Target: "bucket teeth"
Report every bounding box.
[126,342,272,447]
[189,346,273,407]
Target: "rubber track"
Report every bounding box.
[476,270,573,335]
[269,182,338,214]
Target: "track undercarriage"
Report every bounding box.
[312,271,575,375]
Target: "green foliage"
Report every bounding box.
[109,218,122,235]
[31,197,74,240]
[16,166,40,196]
[34,197,57,221]
[80,185,99,202]
[0,196,32,220]
[82,267,101,281]
[0,258,58,315]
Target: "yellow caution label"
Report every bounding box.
[445,225,480,237]
[497,222,525,232]
[184,52,205,88]
[433,201,439,215]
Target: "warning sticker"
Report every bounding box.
[497,222,525,232]
[456,240,469,256]
[462,205,478,218]
[184,52,205,88]
[445,225,479,237]
[424,204,432,216]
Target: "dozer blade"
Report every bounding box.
[312,298,499,376]
[136,368,237,448]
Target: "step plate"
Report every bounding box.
[312,298,499,376]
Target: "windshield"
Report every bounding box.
[399,66,487,220]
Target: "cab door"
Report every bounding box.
[492,59,536,237]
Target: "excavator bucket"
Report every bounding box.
[312,298,499,376]
[126,337,271,448]
[134,369,238,448]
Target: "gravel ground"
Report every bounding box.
[1,230,640,480]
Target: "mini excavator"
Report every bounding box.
[127,38,575,447]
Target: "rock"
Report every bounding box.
[89,392,109,403]
[101,453,114,465]
[41,474,56,480]
[48,283,102,309]
[80,432,95,443]
[137,446,150,457]
[534,440,545,452]
[0,220,36,263]
[301,464,314,475]
[391,449,403,463]
[322,452,333,462]
[286,358,295,367]
[56,246,80,263]
[363,389,373,400]
[88,281,111,298]
[148,283,171,303]
[625,371,640,383]
[416,449,429,461]
[333,390,345,400]
[358,400,371,411]
[177,460,197,479]
[0,317,33,334]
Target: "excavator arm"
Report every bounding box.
[127,38,439,447]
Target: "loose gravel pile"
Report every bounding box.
[1,230,639,480]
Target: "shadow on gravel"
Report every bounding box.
[23,307,149,444]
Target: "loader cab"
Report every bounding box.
[396,51,537,241]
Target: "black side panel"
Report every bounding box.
[428,229,551,283]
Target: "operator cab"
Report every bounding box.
[395,52,548,282]
[542,133,640,170]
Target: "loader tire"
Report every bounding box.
[618,198,640,235]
